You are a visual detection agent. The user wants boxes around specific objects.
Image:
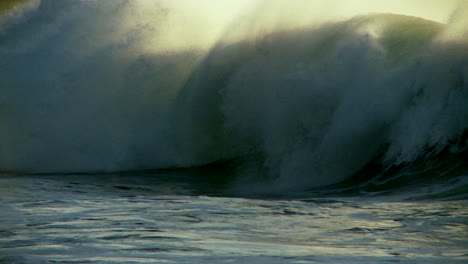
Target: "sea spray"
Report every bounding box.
[1,0,466,192]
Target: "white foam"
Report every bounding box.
[1,1,466,192]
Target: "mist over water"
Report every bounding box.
[1,2,468,263]
[1,0,467,192]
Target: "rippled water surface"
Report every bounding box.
[2,1,467,263]
[1,174,467,264]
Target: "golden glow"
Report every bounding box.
[3,0,464,52]
[0,0,30,15]
[131,0,462,52]
[317,0,461,23]
[0,0,39,16]
[131,0,256,52]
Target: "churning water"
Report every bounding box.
[1,0,467,263]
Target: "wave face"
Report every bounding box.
[1,0,467,194]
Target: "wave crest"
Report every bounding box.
[1,1,467,193]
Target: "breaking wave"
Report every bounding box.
[1,0,467,194]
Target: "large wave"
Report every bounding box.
[1,0,467,193]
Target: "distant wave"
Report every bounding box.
[1,0,467,193]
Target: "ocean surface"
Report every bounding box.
[1,1,467,263]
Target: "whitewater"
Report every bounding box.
[0,0,467,263]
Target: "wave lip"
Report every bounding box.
[1,0,467,194]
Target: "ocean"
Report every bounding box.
[1,0,467,263]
